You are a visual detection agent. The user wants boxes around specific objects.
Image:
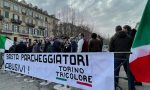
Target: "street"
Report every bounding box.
[0,66,150,90]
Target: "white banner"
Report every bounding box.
[4,53,114,90]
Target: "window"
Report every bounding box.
[35,14,37,18]
[32,29,35,35]
[28,27,33,34]
[25,27,29,34]
[40,30,44,36]
[43,30,46,37]
[28,19,33,23]
[45,17,48,22]
[4,1,10,7]
[45,28,48,36]
[22,8,26,13]
[3,23,9,31]
[28,10,33,16]
[4,11,9,18]
[35,29,37,35]
[22,8,26,15]
[12,25,19,32]
[37,29,40,35]
[13,14,19,19]
[35,14,39,19]
[13,4,19,12]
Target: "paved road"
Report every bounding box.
[0,69,79,90]
[119,67,150,90]
[1,68,150,90]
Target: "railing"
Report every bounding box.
[4,6,10,10]
[39,26,46,30]
[1,29,13,33]
[11,19,22,25]
[26,23,35,28]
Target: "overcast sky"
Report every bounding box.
[22,0,148,37]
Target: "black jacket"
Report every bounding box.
[15,42,27,53]
[109,31,132,59]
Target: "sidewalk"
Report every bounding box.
[0,67,150,90]
[119,66,150,90]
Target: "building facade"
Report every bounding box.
[0,0,59,43]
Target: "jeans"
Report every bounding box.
[114,58,135,90]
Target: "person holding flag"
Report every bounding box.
[130,0,150,83]
[0,35,13,68]
[0,35,13,52]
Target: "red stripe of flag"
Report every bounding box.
[130,55,150,83]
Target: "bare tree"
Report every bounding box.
[53,7,94,38]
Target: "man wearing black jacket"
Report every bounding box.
[109,25,135,90]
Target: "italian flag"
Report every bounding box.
[129,0,150,83]
[0,35,13,52]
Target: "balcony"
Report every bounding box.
[19,30,29,36]
[22,12,26,15]
[4,6,11,10]
[11,19,22,25]
[38,26,46,30]
[26,23,35,28]
[35,17,39,19]
[1,29,13,34]
[0,15,3,21]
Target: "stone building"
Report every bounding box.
[0,0,59,43]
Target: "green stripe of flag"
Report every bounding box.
[0,35,6,49]
[132,0,150,48]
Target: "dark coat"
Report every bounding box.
[15,42,27,53]
[109,31,132,59]
[71,41,77,52]
[44,42,52,52]
[26,45,33,53]
[89,39,103,52]
[52,40,61,52]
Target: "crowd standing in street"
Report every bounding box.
[1,24,141,90]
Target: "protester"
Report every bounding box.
[52,37,62,52]
[123,25,132,36]
[109,25,135,90]
[70,37,77,52]
[32,40,38,53]
[9,42,17,53]
[62,37,70,52]
[97,35,103,50]
[15,40,27,53]
[26,43,33,53]
[130,28,137,42]
[77,33,89,52]
[77,33,84,52]
[89,33,103,52]
[43,39,52,52]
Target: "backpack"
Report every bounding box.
[82,39,89,52]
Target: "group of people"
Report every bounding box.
[7,33,103,54]
[5,25,140,90]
